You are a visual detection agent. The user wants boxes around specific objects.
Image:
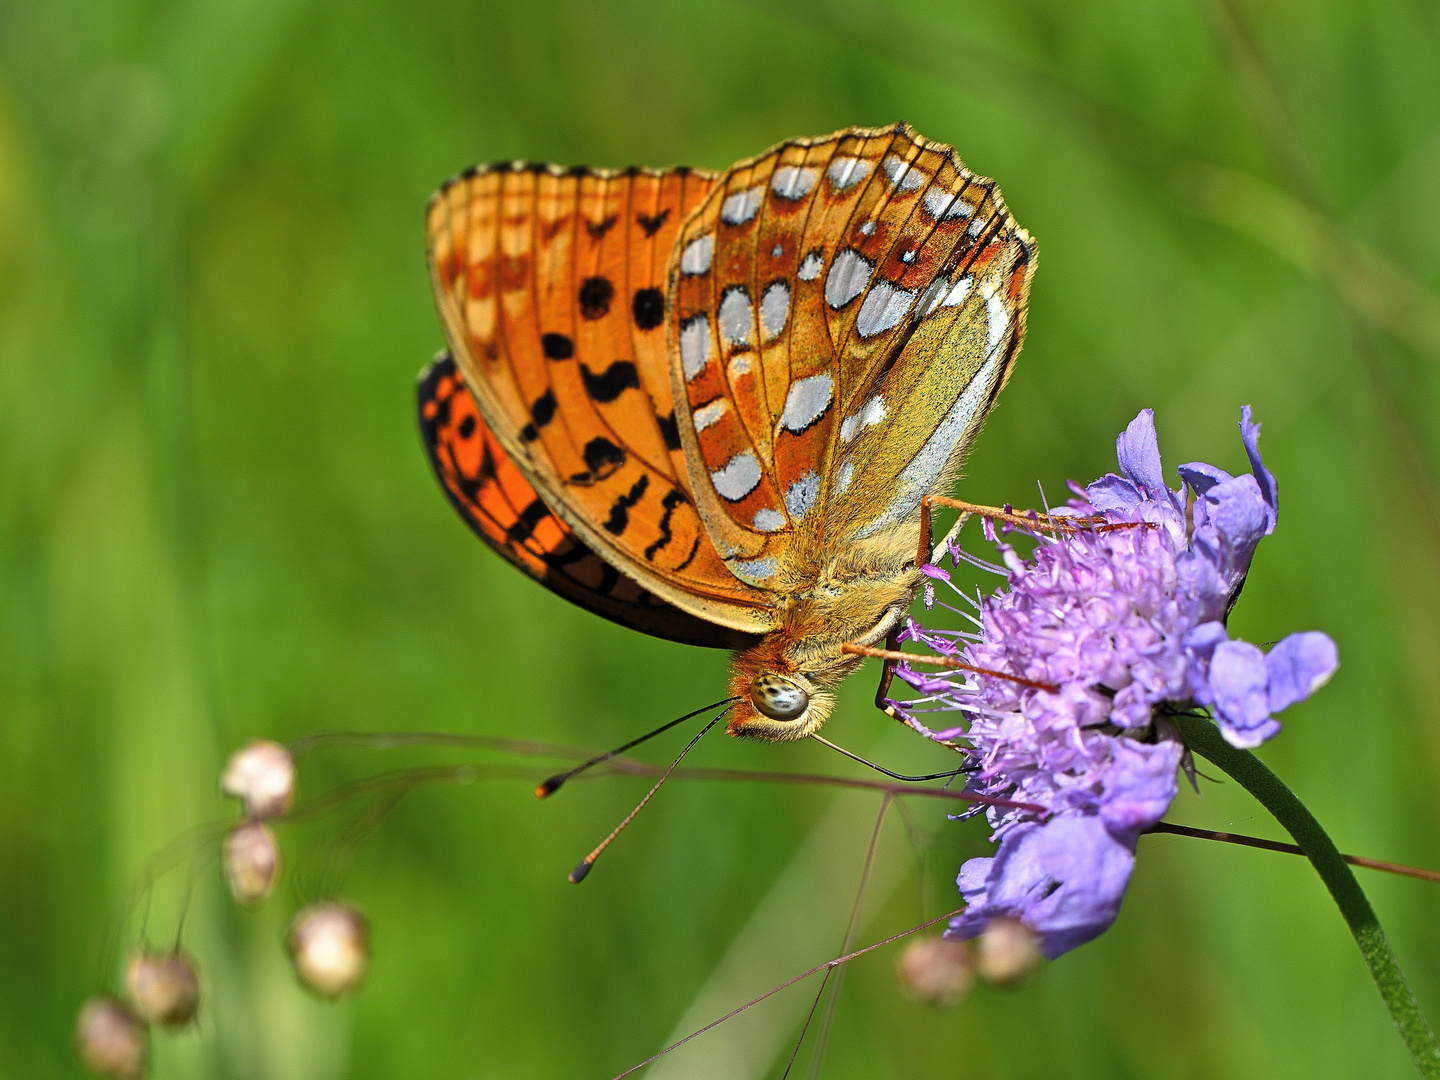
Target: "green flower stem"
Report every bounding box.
[1177,715,1440,1077]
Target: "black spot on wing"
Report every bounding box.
[540,537,590,570]
[597,560,620,596]
[637,208,669,237]
[568,437,626,485]
[542,333,574,360]
[579,276,614,320]
[586,216,617,239]
[644,488,687,560]
[505,498,550,544]
[580,361,640,403]
[603,475,649,535]
[520,389,557,443]
[632,287,664,331]
[657,411,682,451]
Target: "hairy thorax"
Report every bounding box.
[725,530,922,741]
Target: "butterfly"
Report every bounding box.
[419,123,1035,742]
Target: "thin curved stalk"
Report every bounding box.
[1177,715,1440,1077]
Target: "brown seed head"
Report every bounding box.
[288,900,369,999]
[220,739,295,819]
[895,936,974,1007]
[123,950,200,1027]
[974,917,1042,986]
[223,819,280,906]
[75,997,146,1080]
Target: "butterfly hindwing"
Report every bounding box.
[417,353,756,649]
[428,164,777,635]
[667,124,1036,590]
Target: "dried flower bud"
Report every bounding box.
[75,997,146,1080]
[288,901,369,998]
[122,950,199,1027]
[974,917,1041,986]
[896,936,973,1007]
[220,739,295,819]
[223,820,280,906]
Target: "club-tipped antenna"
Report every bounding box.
[810,734,974,783]
[535,697,737,799]
[568,706,732,883]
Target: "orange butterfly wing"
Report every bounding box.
[417,353,757,649]
[428,164,775,635]
[667,124,1036,590]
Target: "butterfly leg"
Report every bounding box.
[916,496,935,568]
[873,628,903,720]
[867,496,976,723]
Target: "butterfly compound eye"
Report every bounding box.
[750,674,809,721]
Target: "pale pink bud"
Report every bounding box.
[75,997,146,1080]
[974,917,1041,986]
[223,820,279,906]
[122,950,199,1027]
[220,740,295,819]
[895,936,973,1007]
[288,901,369,998]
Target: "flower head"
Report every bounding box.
[891,408,1337,959]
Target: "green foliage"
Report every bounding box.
[1,1,1438,1076]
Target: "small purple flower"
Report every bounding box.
[891,408,1338,958]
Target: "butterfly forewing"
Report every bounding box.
[428,164,777,634]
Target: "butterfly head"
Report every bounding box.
[727,665,836,742]
[731,669,830,741]
[725,574,915,742]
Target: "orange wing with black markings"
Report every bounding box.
[428,163,776,635]
[418,353,757,650]
[667,124,1036,592]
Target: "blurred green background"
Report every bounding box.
[4,0,1440,1076]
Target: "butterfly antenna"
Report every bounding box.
[535,697,738,799]
[568,706,732,884]
[809,734,974,783]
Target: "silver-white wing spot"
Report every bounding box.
[855,279,917,338]
[784,471,820,521]
[721,185,764,225]
[882,154,927,193]
[981,280,1010,355]
[729,555,777,586]
[711,450,762,501]
[760,282,790,340]
[780,373,833,433]
[835,458,854,495]
[826,156,872,192]
[680,234,714,275]
[967,215,990,237]
[770,166,817,201]
[717,287,753,347]
[693,398,729,433]
[752,509,786,533]
[825,249,872,309]
[934,277,972,313]
[680,315,711,381]
[923,188,975,221]
[839,395,886,442]
[797,251,824,281]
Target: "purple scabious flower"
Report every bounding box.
[892,408,1338,959]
